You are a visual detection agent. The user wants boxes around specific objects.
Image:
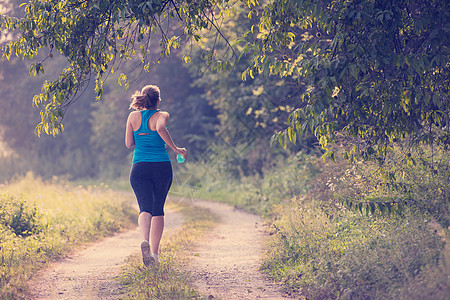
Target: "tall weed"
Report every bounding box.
[262,200,446,299]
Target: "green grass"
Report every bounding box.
[117,201,217,299]
[0,172,136,299]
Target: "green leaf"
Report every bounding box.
[385,202,392,214]
[287,126,296,144]
[358,203,363,214]
[345,199,353,209]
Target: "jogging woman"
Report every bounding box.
[125,85,187,266]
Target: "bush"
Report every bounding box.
[331,146,450,227]
[0,195,42,237]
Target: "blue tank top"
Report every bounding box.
[132,110,171,164]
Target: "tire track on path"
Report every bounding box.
[186,200,287,300]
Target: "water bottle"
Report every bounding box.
[176,154,185,164]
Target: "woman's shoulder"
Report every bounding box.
[156,110,170,117]
[127,111,142,126]
[128,110,141,118]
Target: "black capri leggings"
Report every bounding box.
[130,161,173,216]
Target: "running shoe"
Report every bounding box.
[140,240,154,267]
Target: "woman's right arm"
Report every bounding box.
[125,113,135,149]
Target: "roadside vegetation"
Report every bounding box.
[118,201,217,299]
[175,147,449,299]
[0,173,135,299]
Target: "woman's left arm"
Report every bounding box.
[156,112,187,157]
[125,113,135,149]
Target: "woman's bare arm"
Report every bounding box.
[125,112,136,148]
[156,112,188,157]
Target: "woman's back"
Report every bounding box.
[132,110,170,163]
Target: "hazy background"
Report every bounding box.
[0,0,312,183]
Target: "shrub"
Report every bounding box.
[0,195,43,237]
[173,151,321,218]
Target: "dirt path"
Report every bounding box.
[185,200,286,300]
[27,199,286,299]
[27,207,184,299]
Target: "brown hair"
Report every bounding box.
[129,85,160,110]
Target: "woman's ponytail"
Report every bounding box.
[129,85,160,110]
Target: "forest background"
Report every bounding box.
[0,0,449,299]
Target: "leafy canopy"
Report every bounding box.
[1,0,449,163]
[241,0,449,161]
[0,0,234,135]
